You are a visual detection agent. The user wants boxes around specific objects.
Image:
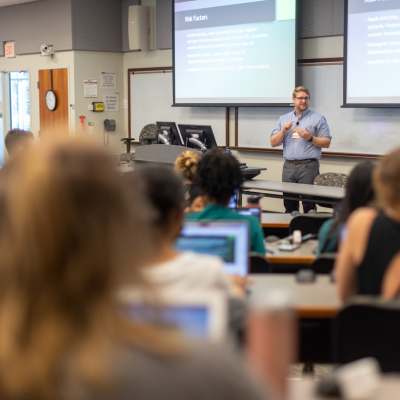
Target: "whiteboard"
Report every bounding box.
[237,64,400,156]
[130,70,227,146]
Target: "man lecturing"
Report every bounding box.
[270,86,332,213]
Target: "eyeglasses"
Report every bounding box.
[295,96,310,101]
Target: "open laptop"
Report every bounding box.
[228,190,239,208]
[118,291,227,341]
[176,221,249,276]
[235,207,261,221]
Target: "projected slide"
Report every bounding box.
[346,0,400,105]
[173,0,296,105]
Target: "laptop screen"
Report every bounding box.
[235,207,261,221]
[228,191,239,208]
[119,292,227,341]
[124,304,209,338]
[176,221,249,276]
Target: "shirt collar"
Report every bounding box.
[293,108,311,119]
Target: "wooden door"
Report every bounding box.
[39,68,69,137]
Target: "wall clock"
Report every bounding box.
[45,89,57,111]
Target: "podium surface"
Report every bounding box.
[134,144,198,165]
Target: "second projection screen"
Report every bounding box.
[345,0,400,106]
[173,0,297,106]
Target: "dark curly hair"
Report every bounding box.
[196,149,243,205]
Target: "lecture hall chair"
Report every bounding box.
[289,214,330,236]
[334,299,400,372]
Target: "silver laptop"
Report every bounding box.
[176,221,249,276]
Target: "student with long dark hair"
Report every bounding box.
[318,161,375,254]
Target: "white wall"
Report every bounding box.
[73,51,124,151]
[0,51,76,136]
[122,49,172,135]
[300,36,344,59]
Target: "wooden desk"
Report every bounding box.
[290,376,400,400]
[262,212,292,229]
[249,274,339,318]
[266,240,317,266]
[242,179,344,206]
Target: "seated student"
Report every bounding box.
[132,165,243,297]
[0,139,267,400]
[174,150,200,185]
[5,128,34,157]
[174,150,205,212]
[335,148,400,301]
[186,182,205,212]
[318,161,375,254]
[187,149,266,255]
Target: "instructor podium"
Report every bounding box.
[133,144,264,180]
[133,144,200,166]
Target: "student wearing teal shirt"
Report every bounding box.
[187,149,266,255]
[317,218,339,254]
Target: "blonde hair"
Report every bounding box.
[174,150,200,183]
[0,138,183,399]
[292,86,310,99]
[373,147,400,210]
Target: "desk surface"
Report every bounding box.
[249,274,339,318]
[266,240,317,265]
[243,179,344,200]
[262,212,292,229]
[290,377,400,400]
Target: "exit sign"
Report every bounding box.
[4,41,16,58]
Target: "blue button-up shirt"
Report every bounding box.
[271,108,331,160]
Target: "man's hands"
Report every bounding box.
[271,121,314,147]
[296,127,312,141]
[282,122,312,141]
[282,121,292,133]
[270,122,292,147]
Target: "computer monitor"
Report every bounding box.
[156,121,184,146]
[119,291,227,341]
[228,190,239,209]
[175,221,249,276]
[178,124,217,151]
[235,207,261,222]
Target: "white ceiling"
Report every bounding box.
[0,0,40,7]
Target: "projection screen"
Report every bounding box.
[173,0,297,106]
[345,0,400,107]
